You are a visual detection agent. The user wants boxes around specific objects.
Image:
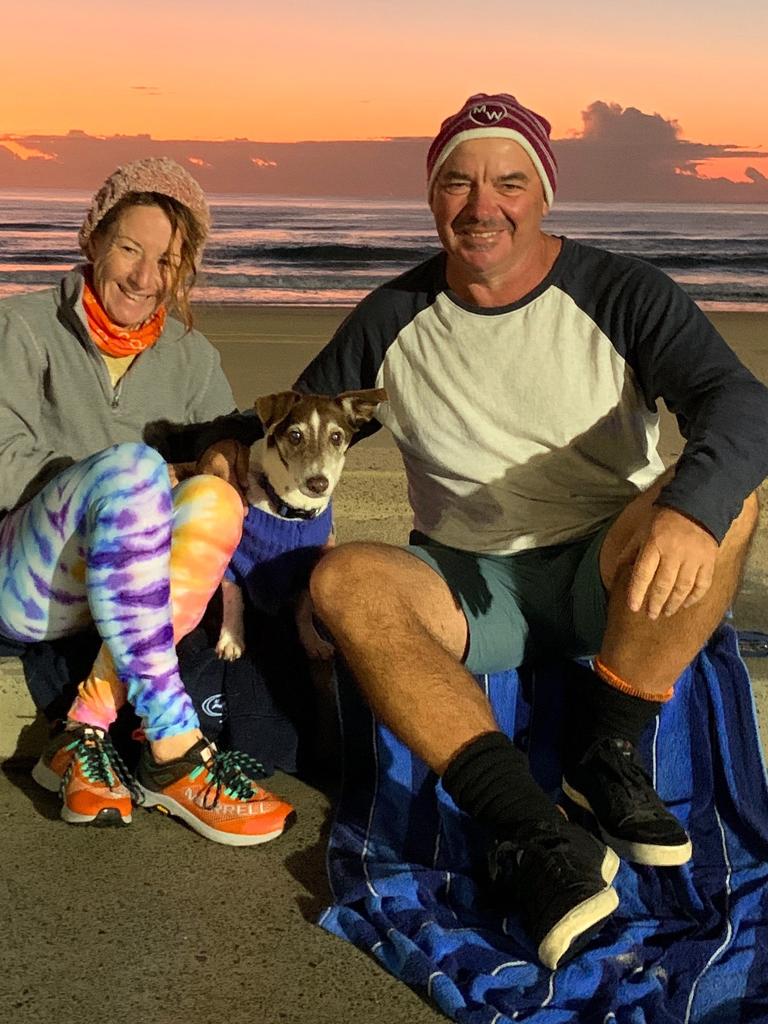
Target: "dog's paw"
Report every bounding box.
[216,640,244,661]
[216,629,244,661]
[301,636,336,661]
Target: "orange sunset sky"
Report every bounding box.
[1,0,767,199]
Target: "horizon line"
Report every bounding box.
[1,130,423,145]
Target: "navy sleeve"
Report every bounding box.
[140,406,267,463]
[625,264,768,540]
[294,254,444,444]
[295,303,383,395]
[143,255,441,461]
[142,261,444,462]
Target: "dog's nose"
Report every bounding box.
[306,475,329,494]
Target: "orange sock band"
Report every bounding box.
[594,656,674,703]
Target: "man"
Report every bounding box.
[211,93,768,969]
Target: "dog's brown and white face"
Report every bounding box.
[251,388,387,512]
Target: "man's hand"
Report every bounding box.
[616,507,718,620]
[196,440,250,509]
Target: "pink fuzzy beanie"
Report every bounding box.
[78,157,210,259]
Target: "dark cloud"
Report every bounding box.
[130,86,164,96]
[1,103,766,203]
[0,131,428,197]
[581,102,680,146]
[554,101,768,202]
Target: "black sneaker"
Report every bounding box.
[562,737,692,867]
[489,818,620,971]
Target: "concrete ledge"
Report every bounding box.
[0,658,50,763]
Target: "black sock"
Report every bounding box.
[564,662,661,764]
[441,731,562,840]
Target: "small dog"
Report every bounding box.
[216,388,387,662]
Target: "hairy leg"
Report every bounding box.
[310,541,498,774]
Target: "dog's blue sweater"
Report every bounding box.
[223,503,333,614]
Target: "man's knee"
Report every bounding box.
[310,542,396,621]
[724,490,760,553]
[736,490,759,532]
[310,541,468,658]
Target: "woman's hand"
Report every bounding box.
[167,462,197,487]
[196,440,250,509]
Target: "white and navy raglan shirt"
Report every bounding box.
[292,237,768,555]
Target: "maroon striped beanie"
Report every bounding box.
[426,93,558,206]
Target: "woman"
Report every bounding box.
[0,158,292,846]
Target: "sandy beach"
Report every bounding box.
[194,306,768,412]
[2,305,768,1024]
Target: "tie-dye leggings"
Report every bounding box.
[0,443,242,741]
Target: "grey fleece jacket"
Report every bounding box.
[0,268,236,516]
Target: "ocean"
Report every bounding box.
[0,190,766,311]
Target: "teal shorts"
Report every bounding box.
[407,523,613,675]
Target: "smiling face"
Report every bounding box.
[429,137,551,302]
[89,204,181,328]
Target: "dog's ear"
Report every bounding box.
[337,388,387,431]
[254,391,303,431]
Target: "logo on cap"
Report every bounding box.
[469,102,509,126]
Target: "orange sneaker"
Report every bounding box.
[137,739,294,846]
[32,723,79,793]
[32,724,134,826]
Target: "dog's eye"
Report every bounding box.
[330,431,344,447]
[288,429,302,446]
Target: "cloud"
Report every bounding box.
[554,102,768,202]
[0,138,57,161]
[581,102,680,146]
[1,112,765,203]
[131,85,164,96]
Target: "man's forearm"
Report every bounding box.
[142,410,264,463]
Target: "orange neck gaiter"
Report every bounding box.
[82,275,167,358]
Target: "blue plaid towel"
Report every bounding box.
[320,625,768,1023]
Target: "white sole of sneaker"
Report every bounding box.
[139,787,288,846]
[33,760,132,825]
[561,780,693,867]
[31,758,63,793]
[599,845,621,886]
[60,805,132,826]
[538,847,620,970]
